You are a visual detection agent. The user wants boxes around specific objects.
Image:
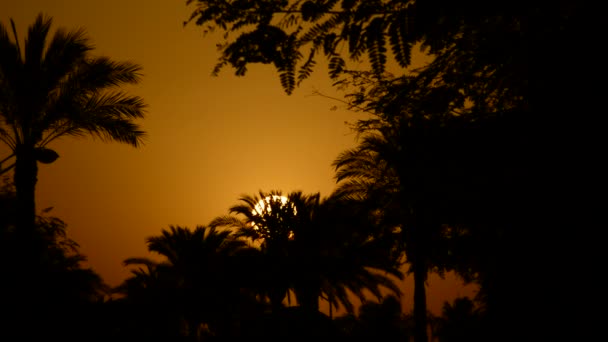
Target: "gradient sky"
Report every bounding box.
[1,0,475,314]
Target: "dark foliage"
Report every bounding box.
[0,178,108,342]
[334,295,412,340]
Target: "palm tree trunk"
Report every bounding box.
[12,143,46,275]
[408,204,429,342]
[12,144,42,317]
[296,274,320,314]
[14,144,38,236]
[412,254,429,342]
[270,288,284,315]
[403,194,430,342]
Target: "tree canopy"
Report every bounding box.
[185,0,545,107]
[0,13,146,234]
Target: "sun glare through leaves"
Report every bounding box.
[251,195,297,240]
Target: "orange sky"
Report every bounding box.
[0,0,475,315]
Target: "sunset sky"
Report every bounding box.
[1,0,475,314]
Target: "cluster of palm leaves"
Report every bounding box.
[117,190,404,340]
[329,75,522,341]
[0,13,146,236]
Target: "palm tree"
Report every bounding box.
[312,194,404,316]
[333,113,459,342]
[210,190,403,319]
[210,190,302,314]
[0,13,146,236]
[114,259,185,341]
[434,297,484,342]
[120,225,257,340]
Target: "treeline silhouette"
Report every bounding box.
[1,179,487,341]
[2,0,584,340]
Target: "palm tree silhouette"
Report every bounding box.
[210,190,302,315]
[120,225,256,340]
[311,194,403,316]
[333,113,460,342]
[115,257,185,341]
[333,69,528,341]
[0,13,146,236]
[211,190,403,319]
[434,297,484,342]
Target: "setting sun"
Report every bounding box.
[252,195,296,216]
[251,195,297,240]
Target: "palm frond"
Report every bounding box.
[0,22,23,123]
[54,116,145,147]
[0,126,16,150]
[81,91,146,119]
[24,13,52,68]
[1,13,147,151]
[123,256,160,269]
[44,91,146,146]
[42,26,90,81]
[209,215,249,231]
[76,57,144,90]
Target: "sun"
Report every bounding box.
[252,195,294,215]
[251,195,297,240]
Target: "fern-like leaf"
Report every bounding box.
[280,66,296,94]
[298,47,317,85]
[328,55,346,79]
[365,17,387,76]
[388,14,412,68]
[347,23,364,60]
[277,34,301,94]
[299,13,345,45]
